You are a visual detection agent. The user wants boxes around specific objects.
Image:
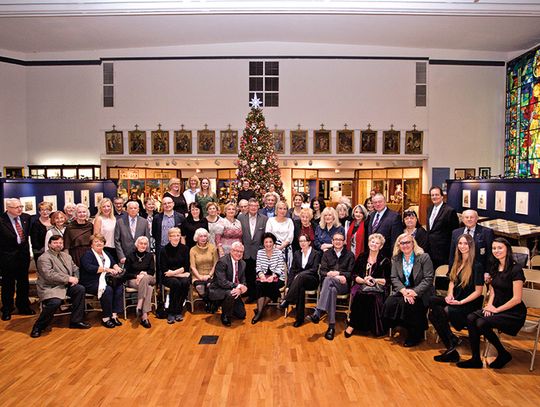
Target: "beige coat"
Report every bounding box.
[36,249,79,301]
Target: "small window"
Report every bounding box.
[103,62,114,107]
[415,62,427,107]
[249,61,263,76]
[249,60,279,107]
[416,85,427,107]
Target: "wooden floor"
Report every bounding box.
[0,303,539,407]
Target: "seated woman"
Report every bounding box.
[429,233,484,362]
[252,233,286,324]
[314,207,345,252]
[79,233,125,328]
[457,238,526,369]
[124,236,156,329]
[190,228,218,313]
[307,231,355,340]
[345,233,391,338]
[383,233,434,347]
[279,233,321,327]
[160,227,191,324]
[402,209,428,252]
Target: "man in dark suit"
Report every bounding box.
[208,242,247,326]
[113,197,125,218]
[426,186,460,270]
[449,209,494,273]
[0,198,35,320]
[258,193,277,218]
[365,193,402,259]
[114,201,150,264]
[152,196,185,255]
[239,198,268,302]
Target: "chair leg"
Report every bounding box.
[530,325,539,372]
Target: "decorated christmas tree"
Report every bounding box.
[233,94,283,203]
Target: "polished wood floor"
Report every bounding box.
[0,303,539,407]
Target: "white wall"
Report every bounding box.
[0,62,27,169]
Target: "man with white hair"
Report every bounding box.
[208,241,247,326]
[0,198,34,320]
[258,193,277,218]
[114,201,150,264]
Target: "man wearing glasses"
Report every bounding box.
[0,198,35,320]
[306,232,355,340]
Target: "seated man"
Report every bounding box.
[208,241,247,326]
[31,235,90,338]
[306,231,355,340]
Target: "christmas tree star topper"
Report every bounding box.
[249,93,262,109]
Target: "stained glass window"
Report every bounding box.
[505,46,540,178]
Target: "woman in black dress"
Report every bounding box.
[429,234,484,362]
[160,227,191,324]
[163,177,188,215]
[181,202,209,249]
[402,209,428,252]
[383,233,434,347]
[457,238,526,369]
[345,233,390,337]
[124,236,156,328]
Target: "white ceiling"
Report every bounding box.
[0,2,539,54]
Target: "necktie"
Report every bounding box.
[234,261,239,284]
[372,213,380,229]
[429,206,438,229]
[130,217,136,238]
[14,217,25,243]
[466,228,471,235]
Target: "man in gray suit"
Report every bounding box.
[114,201,150,264]
[239,198,268,302]
[31,235,90,338]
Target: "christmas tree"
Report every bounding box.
[233,94,283,203]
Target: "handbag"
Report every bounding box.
[105,270,126,288]
[360,282,384,293]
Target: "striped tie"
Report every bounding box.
[14,217,25,243]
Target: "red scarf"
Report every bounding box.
[346,220,365,258]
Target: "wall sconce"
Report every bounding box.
[308,160,313,166]
[172,160,177,166]
[165,161,170,166]
[155,161,160,166]
[186,161,192,167]
[375,162,380,167]
[214,159,221,166]
[337,160,343,166]
[144,161,149,166]
[294,161,298,166]
[358,162,363,167]
[335,169,340,173]
[195,168,201,173]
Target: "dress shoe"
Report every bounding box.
[1,311,11,321]
[278,300,289,310]
[293,320,304,328]
[251,313,262,325]
[306,313,320,324]
[30,326,42,338]
[457,358,483,369]
[344,328,354,338]
[403,337,422,347]
[101,319,116,329]
[111,317,123,326]
[19,308,36,316]
[167,314,175,324]
[324,328,335,341]
[69,321,91,329]
[488,351,512,369]
[221,315,232,327]
[140,319,152,329]
[175,314,184,322]
[433,349,460,363]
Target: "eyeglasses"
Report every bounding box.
[332,238,344,241]
[399,241,413,245]
[8,205,23,209]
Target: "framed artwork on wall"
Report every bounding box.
[337,129,354,154]
[198,129,216,154]
[290,130,308,154]
[383,129,400,154]
[314,130,331,154]
[515,191,529,215]
[20,196,37,215]
[360,129,377,153]
[495,190,506,212]
[151,128,170,154]
[174,129,192,154]
[477,190,487,210]
[220,130,238,154]
[405,130,423,154]
[479,167,491,179]
[271,130,285,154]
[462,189,471,208]
[128,128,147,155]
[105,128,123,154]
[43,195,57,211]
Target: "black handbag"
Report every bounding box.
[105,271,126,288]
[360,282,384,293]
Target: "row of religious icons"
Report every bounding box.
[105,124,424,156]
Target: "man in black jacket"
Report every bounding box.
[365,193,402,259]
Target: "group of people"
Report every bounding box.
[0,180,527,370]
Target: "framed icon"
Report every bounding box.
[174,130,192,154]
[314,130,331,154]
[405,130,423,155]
[479,167,491,179]
[220,130,238,154]
[128,130,147,155]
[272,130,285,154]
[151,130,170,154]
[337,130,354,154]
[198,130,216,154]
[290,130,308,154]
[360,130,377,153]
[105,130,123,154]
[383,130,400,154]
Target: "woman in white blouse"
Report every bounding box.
[265,201,294,268]
[252,232,286,324]
[93,198,117,261]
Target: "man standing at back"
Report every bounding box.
[114,201,150,264]
[426,186,459,270]
[365,193,402,259]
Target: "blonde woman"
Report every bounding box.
[183,175,200,207]
[163,177,188,215]
[215,203,242,257]
[382,233,434,347]
[190,228,218,312]
[93,198,117,261]
[314,207,345,252]
[265,201,294,268]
